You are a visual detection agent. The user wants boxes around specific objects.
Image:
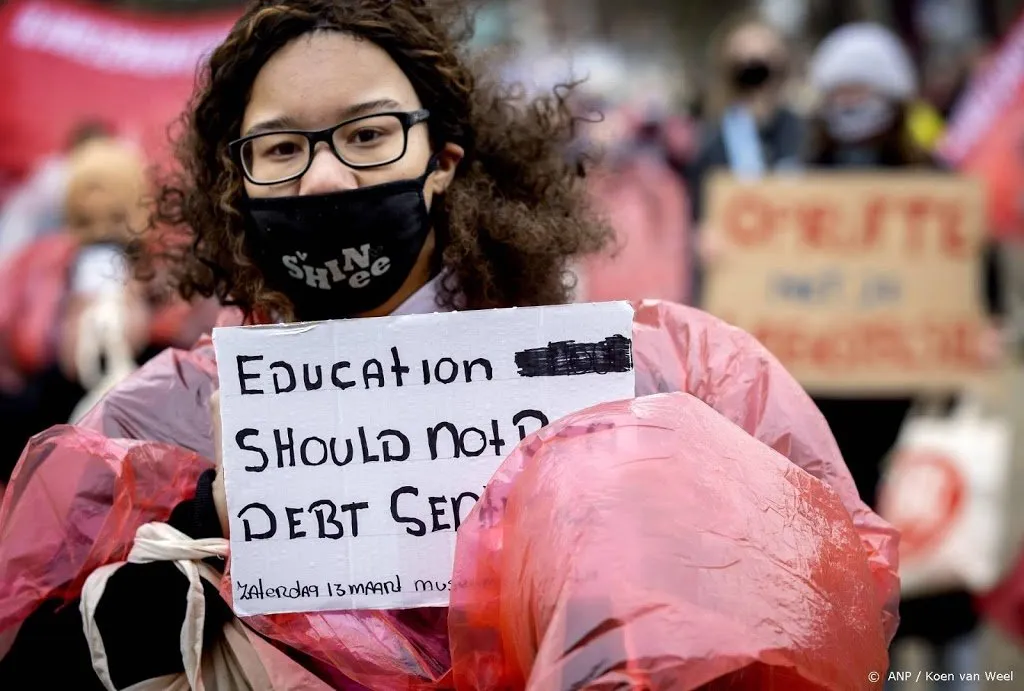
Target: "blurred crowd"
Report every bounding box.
[0,128,221,477]
[570,12,1007,307]
[1,0,1024,688]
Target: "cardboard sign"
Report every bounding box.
[213,302,636,616]
[703,173,987,394]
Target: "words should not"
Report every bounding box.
[232,407,546,543]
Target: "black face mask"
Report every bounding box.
[731,60,774,91]
[244,159,437,322]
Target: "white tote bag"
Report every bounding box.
[79,523,331,691]
[878,398,1012,598]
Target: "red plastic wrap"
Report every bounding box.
[77,338,220,449]
[581,158,692,305]
[631,301,900,643]
[0,300,899,688]
[0,234,78,382]
[222,597,452,690]
[449,393,888,690]
[0,425,208,656]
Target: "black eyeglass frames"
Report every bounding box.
[229,109,430,185]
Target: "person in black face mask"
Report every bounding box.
[229,45,464,323]
[159,13,612,328]
[686,13,805,305]
[0,1,613,686]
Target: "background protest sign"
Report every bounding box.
[213,302,635,616]
[703,172,987,394]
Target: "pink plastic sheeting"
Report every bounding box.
[449,393,888,690]
[0,300,898,688]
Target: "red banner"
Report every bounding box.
[0,0,238,185]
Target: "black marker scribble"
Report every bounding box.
[514,335,633,377]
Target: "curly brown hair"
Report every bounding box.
[143,0,610,321]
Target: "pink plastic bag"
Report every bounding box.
[0,301,898,688]
[449,393,888,689]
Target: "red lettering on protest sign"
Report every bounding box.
[750,319,979,376]
[937,200,969,258]
[722,191,777,246]
[794,203,838,249]
[722,191,972,259]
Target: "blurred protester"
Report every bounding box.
[807,24,923,170]
[0,120,113,261]
[0,138,219,482]
[0,138,149,479]
[687,12,804,303]
[576,100,696,304]
[806,23,1002,691]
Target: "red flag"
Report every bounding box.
[939,11,1024,239]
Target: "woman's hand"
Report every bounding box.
[210,390,230,538]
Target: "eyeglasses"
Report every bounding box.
[229,109,430,185]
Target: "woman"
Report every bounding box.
[804,25,923,507]
[807,23,1001,691]
[687,12,805,303]
[0,2,897,687]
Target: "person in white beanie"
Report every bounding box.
[807,22,925,166]
[807,22,991,691]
